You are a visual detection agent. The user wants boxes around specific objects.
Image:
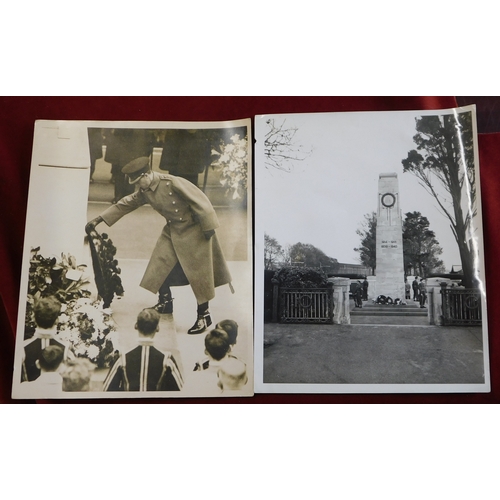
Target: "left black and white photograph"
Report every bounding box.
[12,119,253,399]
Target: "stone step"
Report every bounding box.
[361,305,425,312]
[351,309,428,317]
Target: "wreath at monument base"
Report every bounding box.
[373,295,406,306]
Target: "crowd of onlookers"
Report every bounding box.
[18,295,247,397]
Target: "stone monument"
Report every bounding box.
[375,173,405,299]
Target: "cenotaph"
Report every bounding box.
[374,173,405,299]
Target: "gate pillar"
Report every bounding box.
[329,277,350,325]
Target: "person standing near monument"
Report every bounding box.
[354,281,363,308]
[412,276,420,302]
[405,279,411,300]
[158,129,212,187]
[85,156,233,335]
[419,278,427,308]
[362,278,369,301]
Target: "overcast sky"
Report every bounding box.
[255,108,480,271]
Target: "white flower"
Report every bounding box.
[58,313,69,323]
[86,345,100,360]
[74,343,87,357]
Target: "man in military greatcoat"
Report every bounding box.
[86,156,233,335]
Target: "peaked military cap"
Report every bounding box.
[122,156,151,178]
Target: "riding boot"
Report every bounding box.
[153,292,173,314]
[187,302,212,335]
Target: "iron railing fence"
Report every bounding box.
[441,288,482,326]
[279,288,334,324]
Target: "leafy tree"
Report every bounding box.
[264,233,284,270]
[264,118,311,172]
[354,211,445,278]
[289,242,339,273]
[403,211,445,277]
[354,212,377,274]
[402,111,477,288]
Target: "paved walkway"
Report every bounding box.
[263,322,485,385]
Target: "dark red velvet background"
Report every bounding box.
[1,96,498,404]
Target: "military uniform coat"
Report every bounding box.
[103,339,183,392]
[22,329,70,382]
[100,172,232,304]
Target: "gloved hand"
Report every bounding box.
[204,229,215,240]
[85,216,103,235]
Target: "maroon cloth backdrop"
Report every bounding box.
[1,96,498,403]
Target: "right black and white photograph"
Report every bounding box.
[254,105,490,393]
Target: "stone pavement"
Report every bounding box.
[263,321,485,385]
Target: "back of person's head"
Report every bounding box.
[38,345,64,372]
[204,328,230,361]
[61,358,94,391]
[34,296,62,329]
[136,308,160,336]
[216,319,238,346]
[218,357,248,391]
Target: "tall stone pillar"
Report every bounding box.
[375,173,405,299]
[329,277,350,324]
[24,120,91,260]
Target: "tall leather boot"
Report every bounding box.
[187,302,212,335]
[153,292,173,314]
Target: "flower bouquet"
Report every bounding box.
[25,248,120,368]
[25,248,92,339]
[56,298,119,369]
[210,134,248,201]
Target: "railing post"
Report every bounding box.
[272,278,279,323]
[423,278,448,325]
[439,281,449,326]
[329,277,350,325]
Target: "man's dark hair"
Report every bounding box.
[204,329,230,361]
[38,345,64,372]
[34,296,62,329]
[136,308,160,335]
[216,319,238,346]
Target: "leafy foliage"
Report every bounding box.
[354,212,377,274]
[402,111,477,287]
[25,248,120,368]
[403,211,445,277]
[288,242,338,272]
[264,233,284,270]
[354,211,445,278]
[25,248,92,337]
[274,266,331,289]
